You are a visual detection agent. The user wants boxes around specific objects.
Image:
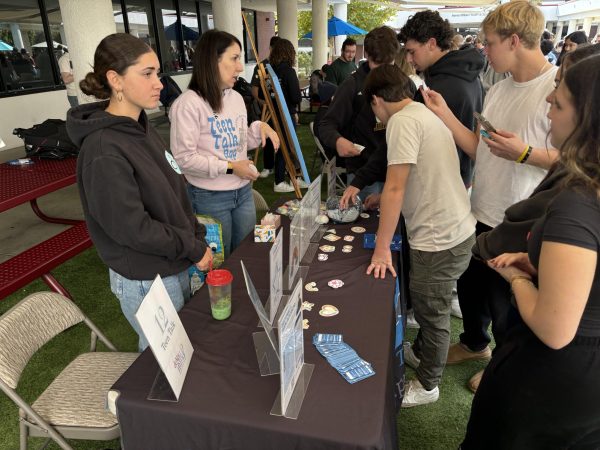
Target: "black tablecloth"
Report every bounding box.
[112,214,399,450]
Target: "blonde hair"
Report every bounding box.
[481,1,545,50]
[394,47,415,77]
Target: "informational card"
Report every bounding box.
[288,211,302,288]
[269,230,283,324]
[241,260,279,354]
[326,156,337,199]
[277,279,304,414]
[135,275,193,400]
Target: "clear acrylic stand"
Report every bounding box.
[252,330,281,376]
[270,363,315,419]
[147,369,178,402]
[259,294,289,329]
[310,224,326,243]
[301,242,318,265]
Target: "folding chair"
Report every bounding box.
[252,188,269,220]
[309,121,346,191]
[0,291,138,450]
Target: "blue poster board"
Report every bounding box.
[265,64,311,184]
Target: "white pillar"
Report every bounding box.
[276,0,298,52]
[567,19,577,35]
[582,17,593,39]
[333,3,348,57]
[9,23,24,50]
[212,0,245,58]
[58,0,116,104]
[312,0,328,71]
[554,22,563,43]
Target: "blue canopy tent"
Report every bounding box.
[302,16,367,39]
[164,22,200,41]
[0,40,13,51]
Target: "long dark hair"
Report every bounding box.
[189,29,241,112]
[79,33,151,99]
[561,54,600,196]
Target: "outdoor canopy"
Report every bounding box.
[303,16,367,39]
[0,40,13,51]
[164,21,200,41]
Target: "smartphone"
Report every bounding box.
[473,112,497,136]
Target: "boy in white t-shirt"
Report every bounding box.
[422,1,559,393]
[364,64,476,408]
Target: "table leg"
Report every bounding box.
[30,199,81,225]
[41,274,72,300]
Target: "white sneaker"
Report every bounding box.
[451,290,462,319]
[274,181,295,193]
[401,379,439,408]
[259,168,273,178]
[296,177,309,189]
[403,342,421,369]
[406,309,420,329]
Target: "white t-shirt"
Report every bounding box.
[58,53,76,96]
[470,67,557,227]
[387,102,475,252]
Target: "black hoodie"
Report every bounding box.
[415,47,484,186]
[67,101,207,280]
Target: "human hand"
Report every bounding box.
[339,186,360,209]
[366,247,397,279]
[421,88,451,121]
[231,159,259,181]
[260,122,280,151]
[196,247,213,271]
[488,252,537,276]
[363,193,381,210]
[483,130,526,162]
[336,137,361,157]
[486,260,531,284]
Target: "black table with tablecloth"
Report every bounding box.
[112,214,401,450]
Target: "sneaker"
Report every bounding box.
[446,343,492,365]
[403,342,421,369]
[406,309,420,329]
[450,289,462,319]
[296,177,309,189]
[259,168,273,178]
[468,369,484,393]
[274,181,295,193]
[401,379,439,408]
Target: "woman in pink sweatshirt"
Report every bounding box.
[170,30,279,257]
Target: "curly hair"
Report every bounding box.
[560,54,600,196]
[398,10,454,51]
[269,39,296,68]
[364,26,399,65]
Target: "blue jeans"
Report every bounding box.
[346,173,384,202]
[109,269,190,351]
[187,183,255,258]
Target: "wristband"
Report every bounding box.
[516,145,532,164]
[226,161,234,174]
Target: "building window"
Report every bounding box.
[155,0,184,73]
[179,0,200,69]
[242,10,257,63]
[0,0,58,95]
[124,0,158,53]
[113,1,127,33]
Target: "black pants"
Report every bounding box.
[457,221,512,352]
[462,322,600,449]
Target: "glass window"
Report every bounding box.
[155,0,183,73]
[44,0,70,89]
[0,0,55,94]
[124,0,157,53]
[179,0,200,69]
[242,10,256,64]
[113,1,127,33]
[198,1,213,33]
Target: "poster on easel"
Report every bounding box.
[135,275,194,400]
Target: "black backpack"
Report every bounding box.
[13,119,78,160]
[233,76,261,124]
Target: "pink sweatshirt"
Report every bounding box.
[169,88,263,191]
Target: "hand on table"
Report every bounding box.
[339,186,360,210]
[363,193,381,211]
[366,247,396,279]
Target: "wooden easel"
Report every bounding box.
[242,13,302,198]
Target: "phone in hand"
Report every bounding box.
[473,112,497,139]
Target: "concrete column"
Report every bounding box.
[9,23,24,50]
[312,0,328,71]
[554,21,564,43]
[582,17,593,39]
[333,3,348,57]
[212,0,245,58]
[567,19,577,35]
[58,0,116,104]
[276,0,298,52]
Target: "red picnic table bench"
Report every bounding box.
[0,158,92,300]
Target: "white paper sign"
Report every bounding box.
[278,279,304,414]
[135,275,193,400]
[269,230,283,324]
[326,157,337,199]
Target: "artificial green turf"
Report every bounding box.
[0,114,490,449]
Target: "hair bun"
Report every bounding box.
[79,72,110,99]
